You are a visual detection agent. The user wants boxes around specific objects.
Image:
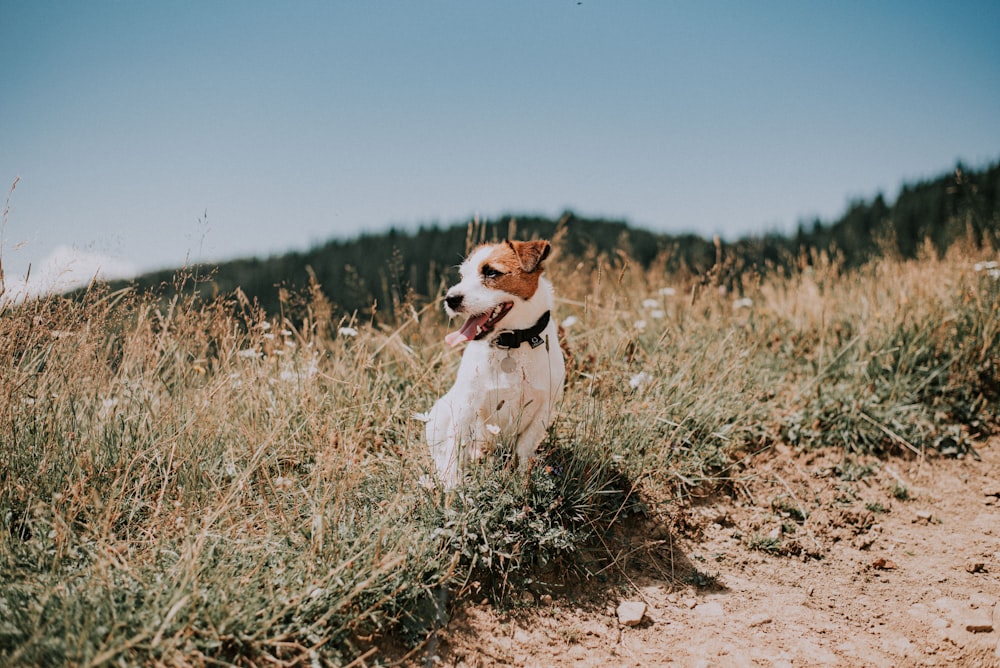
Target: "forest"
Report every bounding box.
[118,160,1000,320]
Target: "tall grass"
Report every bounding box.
[1,240,998,665]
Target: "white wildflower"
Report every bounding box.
[412,411,431,423]
[561,315,579,329]
[973,260,998,272]
[485,423,501,436]
[990,269,1000,280]
[237,348,261,360]
[278,353,320,384]
[338,326,358,337]
[642,298,659,309]
[732,297,753,310]
[634,320,647,331]
[256,321,272,331]
[650,309,665,320]
[629,371,653,389]
[659,287,677,297]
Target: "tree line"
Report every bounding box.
[119,160,1000,321]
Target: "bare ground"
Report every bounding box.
[418,438,1000,667]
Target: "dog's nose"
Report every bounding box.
[445,293,463,311]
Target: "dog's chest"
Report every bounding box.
[454,341,549,392]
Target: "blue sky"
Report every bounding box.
[2,1,999,295]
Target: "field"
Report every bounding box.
[2,235,999,666]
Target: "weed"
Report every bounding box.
[746,534,783,554]
[771,495,808,522]
[835,460,877,482]
[685,568,722,589]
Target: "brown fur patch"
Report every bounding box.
[478,241,550,301]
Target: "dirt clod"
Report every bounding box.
[965,616,993,633]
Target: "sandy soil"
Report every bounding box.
[420,438,1000,667]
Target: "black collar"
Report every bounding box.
[491,311,551,350]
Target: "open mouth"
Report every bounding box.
[444,302,514,347]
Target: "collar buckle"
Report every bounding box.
[492,330,517,350]
[489,311,551,350]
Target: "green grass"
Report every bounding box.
[1,241,998,665]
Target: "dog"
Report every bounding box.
[425,239,565,489]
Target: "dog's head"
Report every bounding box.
[443,240,551,347]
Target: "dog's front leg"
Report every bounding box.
[513,410,550,472]
[426,397,469,489]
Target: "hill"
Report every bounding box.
[118,160,1000,320]
[6,217,1000,665]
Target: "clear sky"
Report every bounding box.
[2,1,999,296]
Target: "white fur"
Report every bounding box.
[425,244,565,489]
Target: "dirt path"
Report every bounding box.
[429,439,1000,667]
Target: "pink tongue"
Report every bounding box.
[445,314,488,347]
[444,331,470,347]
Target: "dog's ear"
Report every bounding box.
[507,240,551,273]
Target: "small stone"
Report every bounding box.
[914,510,933,523]
[966,562,987,574]
[748,614,772,628]
[539,594,553,606]
[616,600,647,627]
[871,557,898,571]
[683,597,698,609]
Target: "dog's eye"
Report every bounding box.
[481,264,503,279]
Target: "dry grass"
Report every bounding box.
[1,238,998,665]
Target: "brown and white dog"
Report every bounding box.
[425,240,565,488]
